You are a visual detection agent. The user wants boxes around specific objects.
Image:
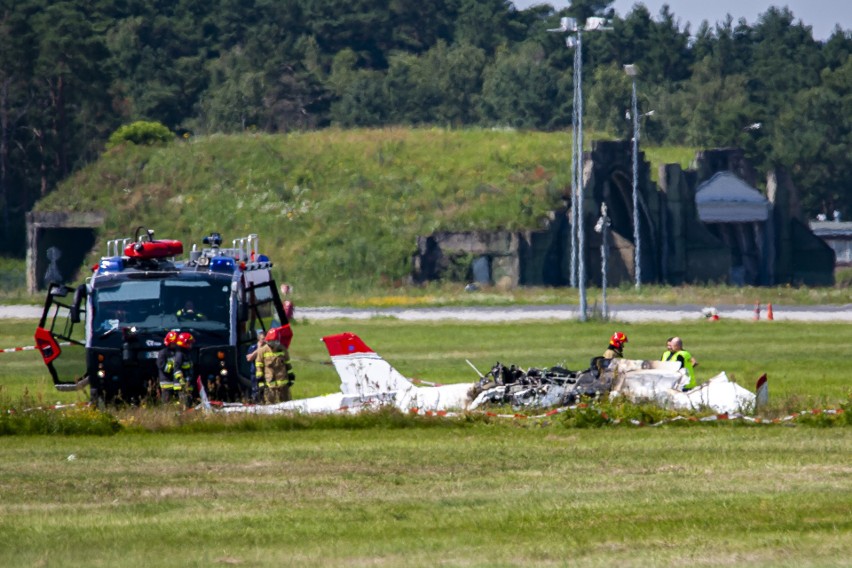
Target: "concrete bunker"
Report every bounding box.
[412,144,835,288]
[26,211,103,293]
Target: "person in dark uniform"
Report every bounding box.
[157,330,178,403]
[158,330,195,406]
[177,300,205,321]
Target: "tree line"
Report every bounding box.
[1,0,850,254]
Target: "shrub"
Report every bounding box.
[106,121,174,149]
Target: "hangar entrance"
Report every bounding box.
[601,166,658,285]
[26,212,103,293]
[695,172,770,286]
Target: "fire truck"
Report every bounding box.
[34,227,292,404]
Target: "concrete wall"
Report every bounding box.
[26,211,104,293]
[412,230,523,287]
[410,143,834,288]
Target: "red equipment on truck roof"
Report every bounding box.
[123,239,183,259]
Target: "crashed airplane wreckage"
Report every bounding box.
[223,333,768,416]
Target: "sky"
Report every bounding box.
[512,1,852,40]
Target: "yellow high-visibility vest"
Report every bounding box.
[672,350,695,389]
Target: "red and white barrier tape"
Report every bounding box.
[10,402,90,414]
[410,377,444,387]
[0,342,71,355]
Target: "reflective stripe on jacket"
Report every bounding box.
[254,342,291,381]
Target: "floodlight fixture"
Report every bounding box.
[547,16,578,33]
[585,17,612,31]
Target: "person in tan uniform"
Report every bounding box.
[247,327,294,402]
[603,331,628,359]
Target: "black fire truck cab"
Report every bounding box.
[35,227,291,403]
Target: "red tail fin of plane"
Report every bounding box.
[321,332,415,396]
[322,332,374,357]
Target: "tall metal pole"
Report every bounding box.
[596,203,610,320]
[576,29,587,321]
[551,17,609,321]
[569,44,579,288]
[630,75,641,288]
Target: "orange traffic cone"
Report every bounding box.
[767,303,774,321]
[753,301,761,321]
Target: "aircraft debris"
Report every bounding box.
[222,333,766,416]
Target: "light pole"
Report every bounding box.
[594,202,611,320]
[576,28,586,320]
[570,33,579,289]
[624,63,641,289]
[550,16,610,321]
[550,17,580,291]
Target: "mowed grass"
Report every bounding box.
[1,317,851,566]
[1,428,851,567]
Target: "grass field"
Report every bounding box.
[1,317,851,566]
[1,427,850,567]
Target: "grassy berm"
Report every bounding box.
[33,128,701,300]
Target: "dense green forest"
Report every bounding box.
[1,0,851,255]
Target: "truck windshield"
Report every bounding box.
[92,275,231,334]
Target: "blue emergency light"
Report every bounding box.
[97,257,124,273]
[209,256,236,273]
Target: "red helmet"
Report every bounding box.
[164,330,178,347]
[176,331,195,349]
[265,325,293,349]
[610,332,628,348]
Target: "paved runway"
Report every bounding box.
[296,304,852,322]
[5,303,851,322]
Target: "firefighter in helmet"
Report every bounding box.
[157,330,178,402]
[245,330,265,402]
[250,327,295,403]
[173,331,196,406]
[158,330,195,405]
[603,331,628,359]
[176,300,205,321]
